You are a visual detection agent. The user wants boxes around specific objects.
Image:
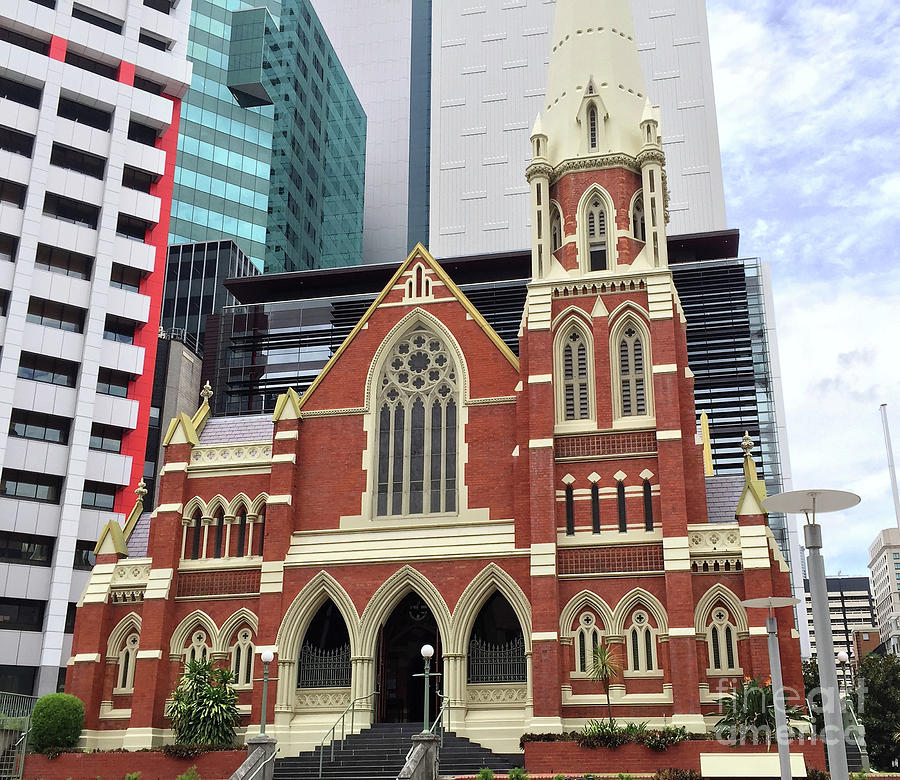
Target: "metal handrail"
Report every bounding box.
[843,699,870,771]
[244,746,280,780]
[403,692,452,767]
[318,690,379,779]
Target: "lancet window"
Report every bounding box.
[632,194,646,242]
[561,327,591,421]
[586,197,608,271]
[618,324,647,416]
[375,325,459,517]
[626,610,657,673]
[707,607,740,674]
[116,633,139,692]
[574,612,602,674]
[230,628,254,688]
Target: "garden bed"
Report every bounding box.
[523,739,827,775]
[23,747,246,780]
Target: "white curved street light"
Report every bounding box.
[762,489,860,780]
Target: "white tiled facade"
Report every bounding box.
[0,0,189,694]
[869,528,900,654]
[314,0,727,265]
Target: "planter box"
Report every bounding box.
[524,739,827,776]
[24,749,245,780]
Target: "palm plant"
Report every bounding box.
[715,677,807,746]
[589,644,623,726]
[166,659,240,746]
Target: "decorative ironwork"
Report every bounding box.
[297,643,351,689]
[0,691,38,779]
[467,636,526,684]
[558,544,664,575]
[555,430,656,460]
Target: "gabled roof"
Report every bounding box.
[296,243,519,412]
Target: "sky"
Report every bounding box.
[706,0,900,574]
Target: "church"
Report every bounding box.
[65,0,804,756]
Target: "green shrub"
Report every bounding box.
[807,771,830,780]
[476,769,494,780]
[162,744,206,759]
[849,773,867,780]
[508,768,529,780]
[175,768,201,780]
[553,775,566,780]
[636,725,690,751]
[618,775,635,780]
[165,660,239,747]
[652,770,702,780]
[123,773,141,780]
[29,694,85,754]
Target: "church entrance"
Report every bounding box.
[376,593,442,723]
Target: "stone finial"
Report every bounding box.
[741,431,754,457]
[135,479,148,502]
[200,380,213,403]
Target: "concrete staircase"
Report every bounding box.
[273,722,523,779]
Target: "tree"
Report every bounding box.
[802,659,825,736]
[165,659,240,746]
[590,644,623,726]
[858,652,900,769]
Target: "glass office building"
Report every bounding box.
[169,0,274,270]
[169,0,365,274]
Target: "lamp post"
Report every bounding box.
[420,644,435,733]
[742,595,800,780]
[259,649,275,736]
[836,650,849,698]
[763,489,860,780]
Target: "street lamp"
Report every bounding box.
[763,489,861,780]
[420,644,435,734]
[259,649,275,736]
[836,650,849,697]
[742,595,800,780]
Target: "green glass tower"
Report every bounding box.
[170,0,366,273]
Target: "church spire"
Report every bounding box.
[540,0,652,165]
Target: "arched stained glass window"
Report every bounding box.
[375,325,459,517]
[619,325,647,416]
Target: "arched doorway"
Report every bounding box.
[467,592,526,684]
[297,600,351,689]
[376,593,442,723]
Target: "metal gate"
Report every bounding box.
[0,692,38,779]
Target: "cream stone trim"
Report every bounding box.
[136,650,163,660]
[79,563,117,605]
[694,584,750,638]
[550,304,593,332]
[379,297,457,308]
[559,591,615,638]
[612,589,669,638]
[749,626,768,637]
[553,315,597,429]
[69,653,102,664]
[143,568,174,600]
[99,702,133,720]
[532,631,558,641]
[267,494,293,505]
[169,610,219,659]
[274,430,299,440]
[663,536,691,571]
[562,684,673,706]
[255,645,278,655]
[529,439,554,448]
[557,529,662,547]
[106,612,142,660]
[515,381,523,392]
[216,608,259,653]
[530,543,557,576]
[667,627,695,637]
[525,287,553,331]
[151,502,184,518]
[299,407,366,418]
[739,525,772,570]
[656,430,683,441]
[609,308,655,425]
[260,561,285,593]
[450,563,532,653]
[178,557,263,572]
[272,453,297,464]
[685,367,695,379]
[285,520,518,566]
[652,364,677,374]
[528,374,552,383]
[465,396,516,406]
[767,529,790,572]
[160,462,188,474]
[276,572,360,660]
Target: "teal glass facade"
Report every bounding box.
[262,0,366,272]
[169,0,274,271]
[170,0,365,274]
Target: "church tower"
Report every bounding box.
[520,0,712,731]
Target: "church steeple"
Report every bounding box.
[526,0,669,281]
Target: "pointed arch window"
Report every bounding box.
[586,196,608,271]
[213,509,225,559]
[588,104,599,151]
[115,633,139,693]
[591,482,601,534]
[184,630,210,666]
[707,607,741,675]
[189,509,202,560]
[625,610,658,674]
[230,628,254,688]
[561,327,590,421]
[617,480,627,532]
[550,206,562,253]
[375,325,459,517]
[632,194,646,242]
[256,504,266,556]
[616,321,649,418]
[643,480,654,531]
[467,591,526,683]
[235,508,248,557]
[574,612,602,674]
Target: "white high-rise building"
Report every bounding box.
[0,0,190,694]
[869,528,900,654]
[313,0,727,265]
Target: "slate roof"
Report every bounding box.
[198,415,274,444]
[127,513,152,558]
[705,475,745,524]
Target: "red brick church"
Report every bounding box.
[65,0,803,756]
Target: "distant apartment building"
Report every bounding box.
[869,528,900,654]
[0,0,190,694]
[804,576,877,687]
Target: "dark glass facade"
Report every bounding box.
[162,240,258,350]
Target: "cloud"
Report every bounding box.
[707,0,900,573]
